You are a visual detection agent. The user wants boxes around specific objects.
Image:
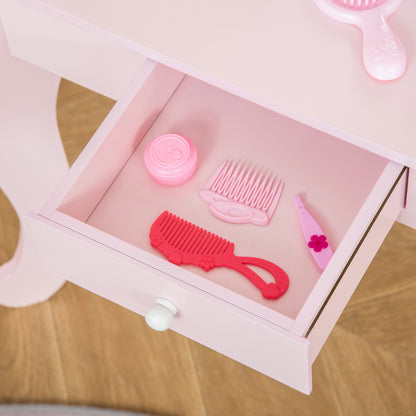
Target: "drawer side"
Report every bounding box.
[41,61,184,221]
[398,168,416,229]
[307,168,407,361]
[290,162,406,336]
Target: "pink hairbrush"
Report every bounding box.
[150,211,289,300]
[313,0,407,81]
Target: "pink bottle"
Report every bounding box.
[144,134,198,185]
[293,196,333,271]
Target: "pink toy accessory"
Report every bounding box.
[150,211,289,300]
[293,196,333,271]
[200,160,284,225]
[144,134,197,185]
[313,0,407,81]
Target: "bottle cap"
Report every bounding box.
[144,134,197,186]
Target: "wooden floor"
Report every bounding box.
[0,80,415,416]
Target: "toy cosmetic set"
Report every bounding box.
[144,134,333,300]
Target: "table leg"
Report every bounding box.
[0,24,68,306]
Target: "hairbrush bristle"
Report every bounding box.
[208,160,280,211]
[158,211,231,255]
[333,0,385,9]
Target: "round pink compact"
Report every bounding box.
[144,134,198,186]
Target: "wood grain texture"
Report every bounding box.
[48,283,206,416]
[189,342,342,416]
[0,79,415,415]
[346,223,416,306]
[0,189,19,265]
[0,302,66,403]
[339,286,416,358]
[56,80,115,166]
[322,326,415,416]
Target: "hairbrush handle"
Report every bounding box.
[149,211,289,300]
[360,14,406,81]
[227,256,289,300]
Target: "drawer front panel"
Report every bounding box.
[29,213,312,394]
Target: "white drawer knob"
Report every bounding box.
[145,298,178,331]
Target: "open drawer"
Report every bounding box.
[29,60,407,394]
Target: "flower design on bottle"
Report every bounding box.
[374,35,400,60]
[307,234,329,252]
[156,145,184,166]
[372,18,401,61]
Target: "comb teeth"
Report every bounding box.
[158,211,231,255]
[333,0,385,9]
[207,160,282,211]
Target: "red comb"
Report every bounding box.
[150,211,289,300]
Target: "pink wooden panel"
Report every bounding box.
[29,213,312,394]
[0,0,146,100]
[14,0,415,231]
[17,0,416,168]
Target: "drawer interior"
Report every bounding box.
[45,61,394,330]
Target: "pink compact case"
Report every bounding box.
[144,134,198,186]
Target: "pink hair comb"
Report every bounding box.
[313,0,407,81]
[200,160,284,225]
[150,211,289,299]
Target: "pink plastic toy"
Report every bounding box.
[200,160,284,225]
[313,0,407,81]
[150,211,289,299]
[293,196,333,271]
[144,134,197,185]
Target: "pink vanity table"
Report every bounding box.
[0,0,415,394]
